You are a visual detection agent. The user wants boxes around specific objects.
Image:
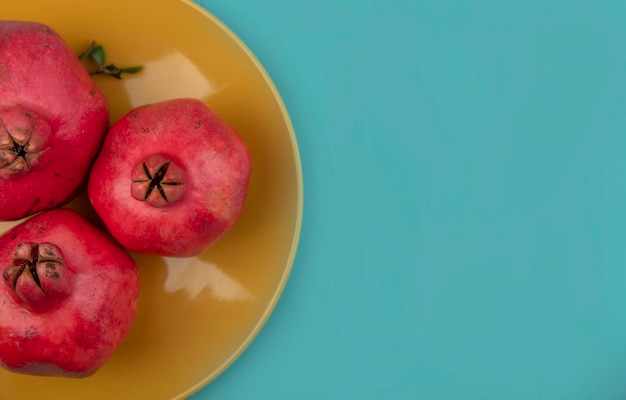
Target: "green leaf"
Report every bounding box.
[78,41,143,79]
[120,66,143,74]
[91,45,106,66]
[77,41,96,60]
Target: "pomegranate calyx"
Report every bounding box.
[0,107,52,176]
[2,242,71,309]
[131,154,186,208]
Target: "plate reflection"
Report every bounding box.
[163,256,254,301]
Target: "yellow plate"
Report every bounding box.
[0,0,302,399]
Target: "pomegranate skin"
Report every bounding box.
[0,21,109,221]
[0,208,140,377]
[88,98,251,257]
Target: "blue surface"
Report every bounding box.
[191,1,626,399]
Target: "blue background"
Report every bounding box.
[192,1,626,399]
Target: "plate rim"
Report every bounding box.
[177,1,303,398]
[0,0,304,398]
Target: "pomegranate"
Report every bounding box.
[0,208,139,377]
[88,98,251,257]
[0,20,109,221]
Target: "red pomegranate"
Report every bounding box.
[88,98,251,257]
[0,208,139,377]
[0,20,109,221]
